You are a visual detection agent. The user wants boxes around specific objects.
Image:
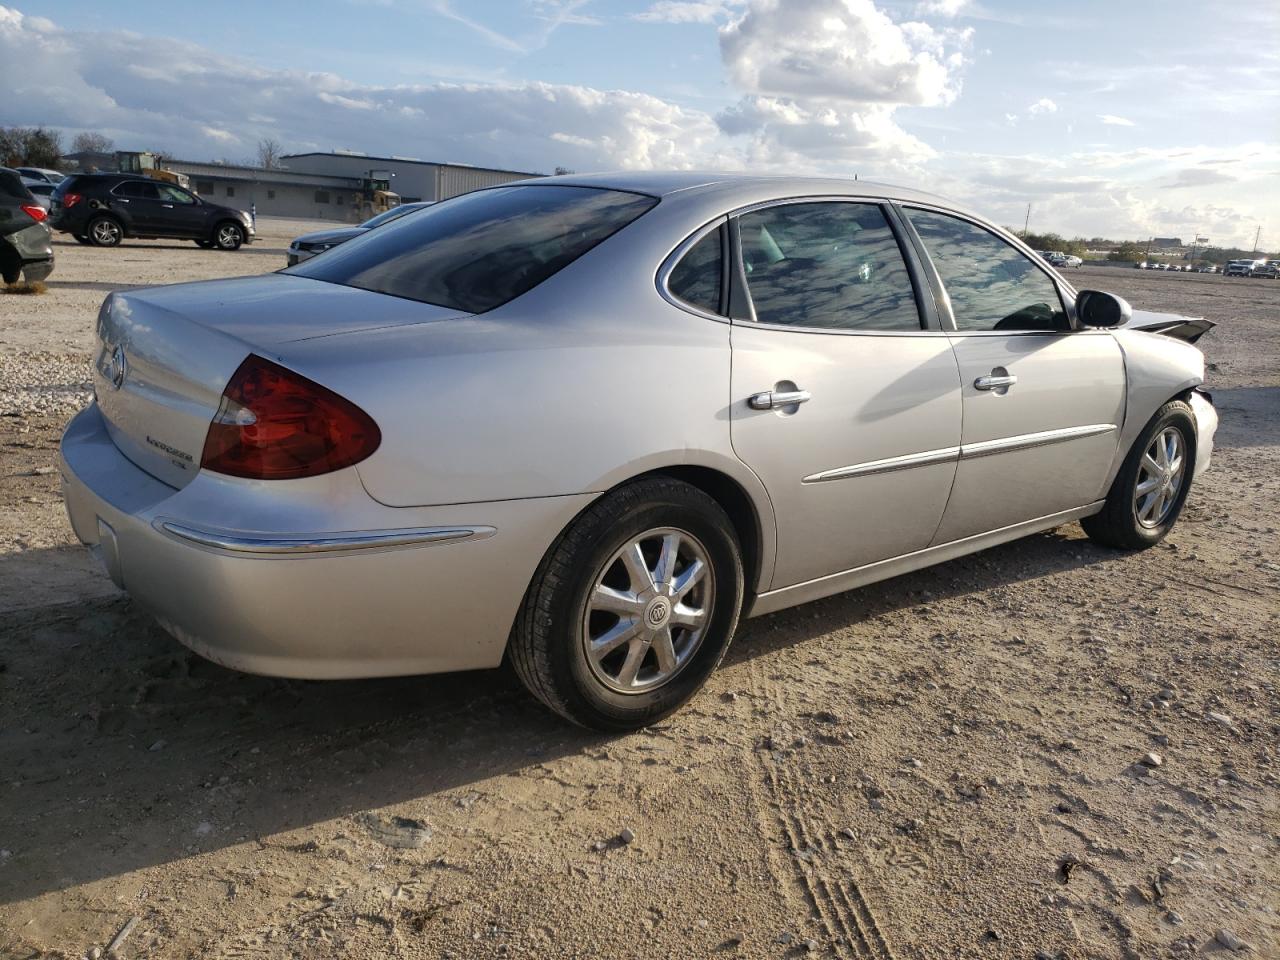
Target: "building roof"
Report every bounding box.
[167,159,361,188]
[280,151,543,178]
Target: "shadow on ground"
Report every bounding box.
[0,524,1114,904]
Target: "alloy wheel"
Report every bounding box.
[1134,426,1185,528]
[581,527,714,695]
[92,220,121,245]
[217,225,242,248]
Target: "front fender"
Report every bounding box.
[1104,329,1205,489]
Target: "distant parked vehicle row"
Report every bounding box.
[0,166,54,284]
[1037,250,1082,269]
[1135,262,1219,273]
[1223,258,1269,278]
[287,201,435,266]
[48,174,255,249]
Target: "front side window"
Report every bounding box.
[904,208,1067,332]
[158,184,195,204]
[288,185,657,314]
[736,202,921,331]
[666,227,723,315]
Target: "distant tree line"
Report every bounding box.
[1018,231,1089,258]
[1,127,116,167]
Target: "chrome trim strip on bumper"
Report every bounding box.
[800,424,1116,485]
[155,521,496,555]
[959,423,1116,460]
[803,446,960,483]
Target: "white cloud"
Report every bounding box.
[1027,97,1057,115]
[1098,113,1135,127]
[720,0,969,106]
[916,0,968,16]
[200,126,238,144]
[632,0,739,23]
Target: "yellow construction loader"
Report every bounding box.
[115,151,192,190]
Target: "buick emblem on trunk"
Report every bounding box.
[107,345,128,390]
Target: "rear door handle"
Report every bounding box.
[974,374,1017,391]
[749,389,811,410]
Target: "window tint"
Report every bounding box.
[289,185,658,314]
[667,227,722,315]
[905,208,1067,332]
[158,184,195,204]
[0,169,30,200]
[737,202,921,331]
[115,180,160,200]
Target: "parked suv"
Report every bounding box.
[48,174,255,249]
[1223,259,1259,277]
[1,167,54,284]
[1252,260,1279,279]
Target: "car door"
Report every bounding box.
[111,180,164,232]
[723,200,963,590]
[153,184,203,237]
[899,206,1126,544]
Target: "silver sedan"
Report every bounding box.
[59,173,1218,729]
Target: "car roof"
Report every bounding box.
[522,170,959,209]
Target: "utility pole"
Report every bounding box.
[1253,226,1261,253]
[1023,203,1031,238]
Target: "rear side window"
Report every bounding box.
[667,227,723,315]
[114,180,160,200]
[904,208,1067,332]
[737,202,922,331]
[289,185,657,313]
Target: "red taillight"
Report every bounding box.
[21,204,47,222]
[200,355,381,480]
[61,192,83,208]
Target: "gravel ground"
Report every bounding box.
[1,253,1277,960]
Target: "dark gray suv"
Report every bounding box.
[0,166,54,284]
[49,174,255,249]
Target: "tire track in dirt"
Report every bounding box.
[744,664,896,960]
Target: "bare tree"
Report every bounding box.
[256,137,283,170]
[71,131,115,154]
[0,126,63,167]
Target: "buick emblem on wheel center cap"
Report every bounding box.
[107,345,127,390]
[645,597,671,628]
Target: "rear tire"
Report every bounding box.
[1082,399,1196,550]
[509,477,744,731]
[87,216,123,247]
[212,222,244,251]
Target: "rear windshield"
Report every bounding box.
[286,185,657,313]
[0,169,31,201]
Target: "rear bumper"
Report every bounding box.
[58,403,591,679]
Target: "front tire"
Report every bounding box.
[1082,399,1196,550]
[509,477,745,731]
[87,216,123,247]
[212,222,245,250]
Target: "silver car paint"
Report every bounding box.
[60,172,1215,679]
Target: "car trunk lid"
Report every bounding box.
[92,275,467,488]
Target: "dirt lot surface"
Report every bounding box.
[1,248,1277,959]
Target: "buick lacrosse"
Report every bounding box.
[60,173,1217,730]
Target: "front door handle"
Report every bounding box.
[974,373,1017,391]
[749,389,811,410]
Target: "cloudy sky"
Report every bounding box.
[2,0,1276,246]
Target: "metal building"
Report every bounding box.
[165,160,364,221]
[278,152,542,203]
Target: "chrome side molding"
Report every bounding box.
[801,423,1116,484]
[960,423,1116,460]
[155,521,496,555]
[803,446,960,483]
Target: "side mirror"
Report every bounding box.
[1076,289,1131,329]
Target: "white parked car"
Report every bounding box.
[59,173,1219,729]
